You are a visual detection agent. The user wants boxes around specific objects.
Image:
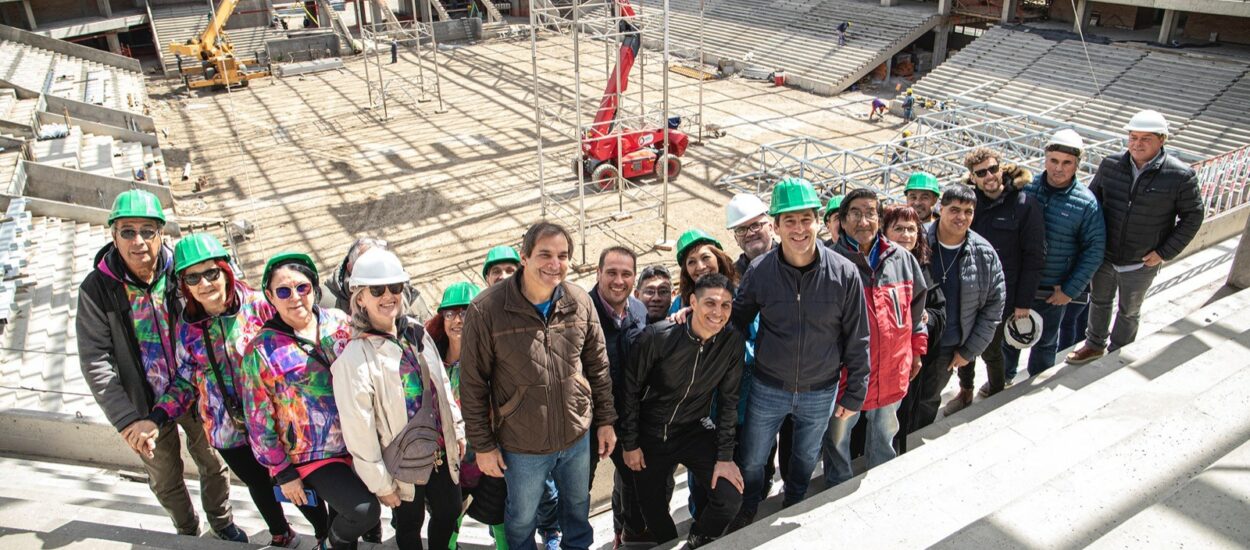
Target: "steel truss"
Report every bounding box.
[530,0,706,264]
[360,0,445,121]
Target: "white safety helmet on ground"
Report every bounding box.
[349,248,409,287]
[1046,129,1085,154]
[1004,309,1044,350]
[725,193,769,229]
[1123,109,1169,136]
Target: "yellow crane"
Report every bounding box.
[171,0,270,89]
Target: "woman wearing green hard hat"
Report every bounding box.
[129,234,329,547]
[240,252,379,550]
[670,229,738,314]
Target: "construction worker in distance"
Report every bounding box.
[836,21,850,47]
[823,194,844,245]
[905,172,941,224]
[76,190,248,542]
[890,130,913,165]
[902,88,916,121]
[869,98,888,121]
[482,245,521,287]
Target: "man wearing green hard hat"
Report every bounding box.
[823,194,844,246]
[904,172,941,224]
[77,189,246,541]
[728,177,871,529]
[482,245,522,287]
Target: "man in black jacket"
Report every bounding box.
[1069,110,1204,364]
[621,274,744,549]
[960,147,1045,402]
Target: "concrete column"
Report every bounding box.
[881,0,902,6]
[96,0,113,18]
[20,0,36,30]
[105,32,122,54]
[933,23,951,66]
[937,0,952,16]
[1229,214,1250,290]
[1158,9,1181,44]
[1001,0,1018,23]
[1073,0,1092,33]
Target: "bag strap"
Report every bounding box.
[201,321,246,422]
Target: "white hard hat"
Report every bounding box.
[725,193,769,229]
[1046,129,1085,154]
[1123,109,1169,136]
[1004,310,1044,350]
[349,248,410,287]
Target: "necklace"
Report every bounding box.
[937,242,961,284]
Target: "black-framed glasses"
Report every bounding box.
[274,283,313,300]
[182,267,223,286]
[368,283,405,298]
[732,220,769,236]
[845,209,879,222]
[973,164,1001,178]
[118,228,159,241]
[441,308,466,320]
[639,287,672,298]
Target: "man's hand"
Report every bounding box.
[833,405,855,420]
[476,449,507,478]
[281,478,308,506]
[1142,251,1164,267]
[123,420,159,457]
[596,425,617,459]
[946,351,970,372]
[667,307,692,325]
[623,448,645,471]
[711,460,744,493]
[378,491,401,509]
[1046,286,1072,306]
[910,356,923,381]
[1013,308,1030,320]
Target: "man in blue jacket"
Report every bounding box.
[1009,129,1105,377]
[728,177,871,528]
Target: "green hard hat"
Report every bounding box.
[263,251,317,290]
[481,245,521,278]
[904,172,940,196]
[109,189,165,225]
[439,281,482,310]
[824,195,845,221]
[675,229,722,264]
[174,233,229,274]
[768,178,823,216]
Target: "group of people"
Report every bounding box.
[77,108,1202,550]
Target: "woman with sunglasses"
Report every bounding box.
[130,235,330,547]
[241,252,378,550]
[332,249,465,550]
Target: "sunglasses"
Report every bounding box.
[973,164,1001,178]
[118,228,159,241]
[182,267,223,286]
[368,283,406,298]
[273,283,313,300]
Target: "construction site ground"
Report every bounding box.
[149,34,910,297]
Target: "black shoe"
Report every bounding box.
[361,522,383,544]
[726,510,754,534]
[686,533,717,549]
[327,529,358,550]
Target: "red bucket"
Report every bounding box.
[774,70,786,86]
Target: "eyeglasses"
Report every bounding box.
[973,164,1001,178]
[273,283,313,300]
[182,267,223,286]
[639,288,672,298]
[118,228,159,241]
[441,309,466,320]
[732,220,769,236]
[367,283,405,298]
[845,209,878,222]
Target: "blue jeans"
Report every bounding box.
[737,380,837,516]
[503,433,591,550]
[536,477,559,533]
[1058,301,1089,351]
[1004,298,1066,378]
[822,400,902,486]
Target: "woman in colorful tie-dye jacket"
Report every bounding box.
[132,235,330,548]
[240,252,380,550]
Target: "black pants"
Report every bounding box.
[607,443,654,536]
[302,462,382,547]
[634,429,742,543]
[218,445,330,539]
[911,346,957,432]
[962,313,1008,393]
[392,463,462,550]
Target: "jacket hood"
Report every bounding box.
[960,162,1033,191]
[94,241,175,287]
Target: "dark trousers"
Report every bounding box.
[138,412,234,535]
[633,429,742,543]
[962,313,1008,392]
[218,445,330,539]
[392,463,462,550]
[911,346,957,431]
[607,445,652,536]
[1058,301,1090,351]
[302,462,382,546]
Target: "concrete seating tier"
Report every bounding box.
[151,2,284,75]
[0,40,145,113]
[28,126,169,184]
[0,88,38,127]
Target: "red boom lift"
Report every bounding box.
[576,0,689,190]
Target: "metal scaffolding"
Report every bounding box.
[530,0,706,264]
[359,0,445,121]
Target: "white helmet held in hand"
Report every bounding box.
[1004,310,1044,350]
[725,193,769,229]
[349,248,410,287]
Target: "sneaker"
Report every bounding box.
[686,533,717,549]
[1066,345,1105,365]
[541,529,561,550]
[977,380,1012,398]
[213,523,249,543]
[271,529,301,548]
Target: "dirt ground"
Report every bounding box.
[149,33,912,300]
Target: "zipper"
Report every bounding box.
[796,270,806,391]
[664,341,703,442]
[144,289,174,373]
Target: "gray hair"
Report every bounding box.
[345,237,388,273]
[349,285,412,334]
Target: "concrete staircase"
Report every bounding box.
[0,89,39,127]
[28,126,169,184]
[150,2,283,75]
[0,40,146,113]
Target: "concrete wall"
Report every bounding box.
[42,95,157,133]
[0,23,142,72]
[266,32,340,62]
[16,161,173,212]
[1182,13,1250,44]
[226,0,274,30]
[1175,202,1250,261]
[1069,0,1250,19]
[1050,1,1155,29]
[30,0,102,24]
[35,112,159,146]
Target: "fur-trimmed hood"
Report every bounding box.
[961,162,1032,191]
